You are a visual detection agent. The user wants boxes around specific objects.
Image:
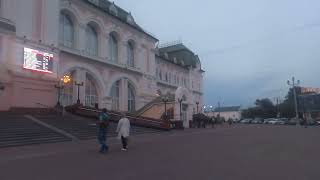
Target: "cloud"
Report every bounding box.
[114,0,320,106]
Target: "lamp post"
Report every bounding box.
[217,101,221,122]
[54,75,71,107]
[0,82,5,96]
[178,98,183,121]
[162,96,169,120]
[196,101,199,114]
[54,84,64,107]
[287,77,300,118]
[75,81,84,105]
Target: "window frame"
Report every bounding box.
[128,83,135,112]
[59,13,74,48]
[85,24,98,56]
[111,80,120,111]
[109,33,118,62]
[127,41,134,67]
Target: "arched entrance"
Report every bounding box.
[175,87,191,128]
[59,66,104,108]
[107,77,137,112]
[128,82,136,112]
[61,71,75,106]
[85,73,98,107]
[181,95,188,127]
[110,80,120,111]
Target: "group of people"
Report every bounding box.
[97,108,131,153]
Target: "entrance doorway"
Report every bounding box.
[182,104,188,127]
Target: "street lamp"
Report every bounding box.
[75,81,84,105]
[209,105,213,116]
[0,82,5,96]
[162,96,169,120]
[196,101,199,114]
[178,98,183,121]
[54,75,71,107]
[287,77,300,118]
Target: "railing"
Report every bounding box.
[72,106,170,130]
[158,40,182,48]
[133,96,162,116]
[0,17,14,25]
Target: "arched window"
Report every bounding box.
[86,24,98,56]
[159,70,162,81]
[85,73,98,107]
[165,72,168,82]
[109,33,118,62]
[61,71,75,106]
[111,80,120,111]
[128,83,135,112]
[59,13,74,48]
[127,41,134,67]
[156,68,159,79]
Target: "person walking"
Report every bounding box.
[117,113,131,151]
[97,108,109,153]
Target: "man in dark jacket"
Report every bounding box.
[98,108,109,153]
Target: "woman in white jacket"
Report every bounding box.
[117,113,131,151]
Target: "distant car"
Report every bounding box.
[269,118,279,125]
[264,118,277,124]
[287,118,302,125]
[251,118,263,124]
[306,119,318,126]
[233,119,241,123]
[240,119,252,124]
[274,118,289,125]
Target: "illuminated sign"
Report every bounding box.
[23,47,53,73]
[301,87,320,94]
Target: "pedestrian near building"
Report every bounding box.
[97,108,110,153]
[117,113,131,151]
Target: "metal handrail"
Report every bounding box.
[78,107,168,127]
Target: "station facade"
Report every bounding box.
[0,0,204,127]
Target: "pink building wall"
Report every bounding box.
[0,0,204,128]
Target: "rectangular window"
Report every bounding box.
[0,0,2,16]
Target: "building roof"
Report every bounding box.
[83,0,157,41]
[157,42,203,70]
[214,106,241,112]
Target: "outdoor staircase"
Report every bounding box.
[0,112,70,148]
[133,96,163,116]
[0,106,169,148]
[134,94,175,120]
[34,113,165,140]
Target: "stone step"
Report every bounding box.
[0,138,70,148]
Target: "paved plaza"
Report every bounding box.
[0,125,319,180]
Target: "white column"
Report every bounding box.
[104,35,110,60]
[99,32,107,58]
[119,41,126,65]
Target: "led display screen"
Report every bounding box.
[23,47,53,73]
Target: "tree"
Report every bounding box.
[279,87,302,118]
[242,98,276,118]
